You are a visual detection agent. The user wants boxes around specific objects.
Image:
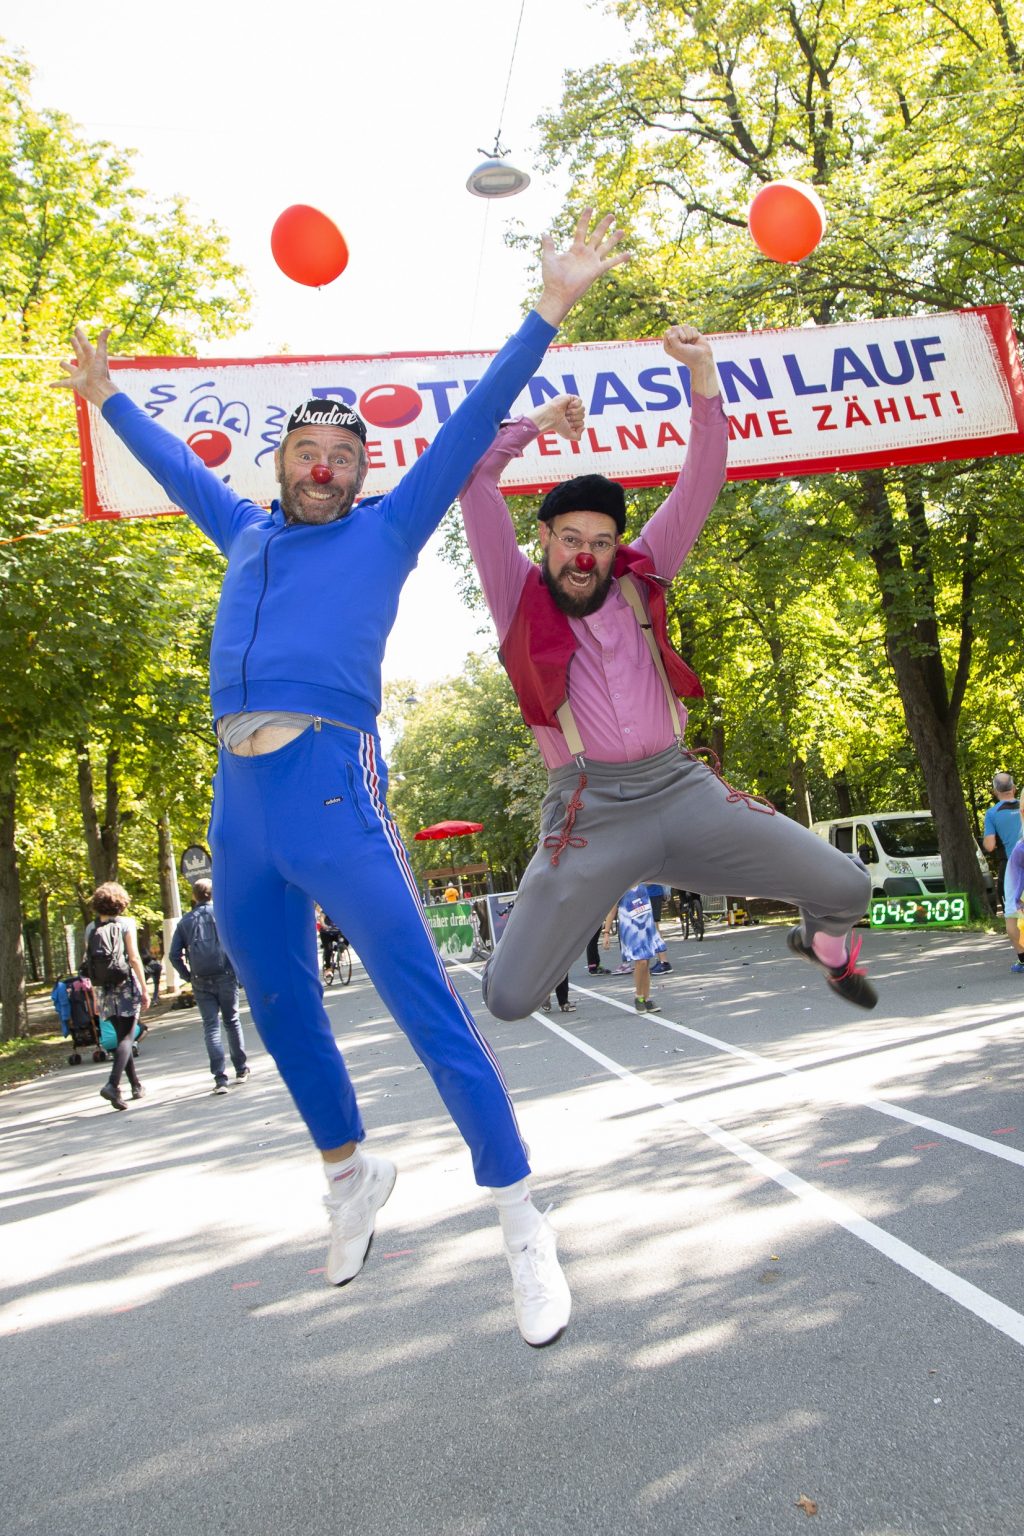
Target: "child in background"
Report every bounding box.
[603,886,665,1013]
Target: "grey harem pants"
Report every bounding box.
[482,746,870,1021]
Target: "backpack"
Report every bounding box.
[86,918,131,989]
[187,906,231,978]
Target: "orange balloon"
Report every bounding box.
[747,179,826,263]
[270,204,349,287]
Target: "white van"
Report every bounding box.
[811,811,992,900]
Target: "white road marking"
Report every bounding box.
[454,960,1024,1349]
[572,986,1024,1168]
[531,1008,1024,1350]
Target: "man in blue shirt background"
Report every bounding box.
[983,770,1023,969]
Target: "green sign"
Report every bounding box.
[424,900,475,960]
[868,893,968,929]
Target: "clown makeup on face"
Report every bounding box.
[275,427,368,525]
[538,511,619,619]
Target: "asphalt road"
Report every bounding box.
[2,921,1024,1536]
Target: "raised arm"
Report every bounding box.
[380,207,629,553]
[459,395,584,640]
[53,326,262,554]
[633,324,729,579]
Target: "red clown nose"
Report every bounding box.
[574,551,597,572]
[310,463,333,484]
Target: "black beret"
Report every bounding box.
[537,474,626,534]
[285,398,367,444]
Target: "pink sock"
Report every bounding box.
[811,931,848,968]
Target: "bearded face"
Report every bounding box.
[275,426,367,525]
[538,512,619,618]
[540,550,615,618]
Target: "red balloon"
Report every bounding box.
[270,204,349,287]
[747,179,826,263]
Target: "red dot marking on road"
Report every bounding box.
[913,1142,941,1150]
[381,1250,415,1259]
[819,1158,850,1167]
[231,1281,260,1289]
[993,1128,1017,1135]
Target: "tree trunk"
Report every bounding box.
[832,771,853,817]
[39,885,54,984]
[859,471,989,914]
[102,746,120,876]
[790,755,813,827]
[157,810,183,994]
[0,748,27,1040]
[157,810,182,919]
[76,739,120,883]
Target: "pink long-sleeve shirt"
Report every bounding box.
[459,392,730,770]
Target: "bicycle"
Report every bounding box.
[680,892,705,941]
[469,904,493,963]
[321,932,352,986]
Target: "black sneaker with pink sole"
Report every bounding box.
[786,926,878,1010]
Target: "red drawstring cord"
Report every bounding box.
[834,932,865,978]
[543,772,589,866]
[542,747,771,871]
[682,746,777,816]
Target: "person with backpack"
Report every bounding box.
[85,882,150,1110]
[169,879,249,1095]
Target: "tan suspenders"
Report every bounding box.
[554,574,683,761]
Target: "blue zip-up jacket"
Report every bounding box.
[101,311,556,732]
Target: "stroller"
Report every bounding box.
[53,976,142,1066]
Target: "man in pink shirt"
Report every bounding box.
[459,324,876,1019]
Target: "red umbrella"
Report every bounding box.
[414,821,484,840]
[413,820,484,881]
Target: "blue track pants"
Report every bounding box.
[209,721,530,1187]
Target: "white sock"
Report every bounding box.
[491,1178,543,1250]
[324,1148,363,1198]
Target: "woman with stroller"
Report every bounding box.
[86,882,150,1110]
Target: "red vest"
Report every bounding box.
[499,544,703,732]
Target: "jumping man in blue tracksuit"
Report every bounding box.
[56,209,630,1348]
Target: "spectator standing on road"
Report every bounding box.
[169,880,250,1095]
[1003,814,1024,972]
[983,772,1023,966]
[603,887,664,1014]
[139,939,163,1005]
[645,884,673,974]
[86,882,150,1111]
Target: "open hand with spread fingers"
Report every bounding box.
[536,206,631,326]
[51,325,120,407]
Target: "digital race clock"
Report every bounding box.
[868,893,968,928]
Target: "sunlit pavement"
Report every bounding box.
[3,923,1024,1535]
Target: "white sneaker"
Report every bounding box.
[323,1155,397,1286]
[505,1213,571,1347]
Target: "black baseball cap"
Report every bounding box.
[285,399,367,444]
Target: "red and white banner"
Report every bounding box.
[77,305,1024,519]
